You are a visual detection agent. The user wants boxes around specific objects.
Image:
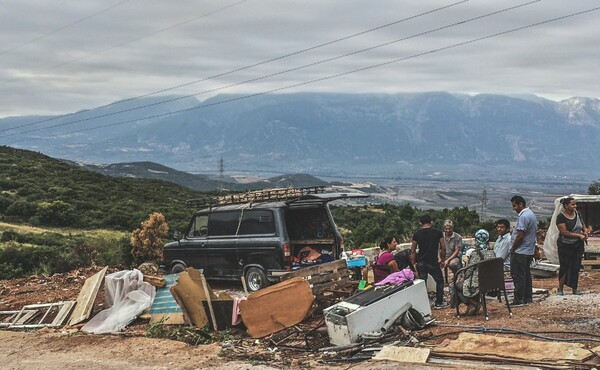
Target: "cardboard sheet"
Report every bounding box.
[169,269,217,328]
[239,277,314,338]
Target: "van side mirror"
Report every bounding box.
[173,230,181,240]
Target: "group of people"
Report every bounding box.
[373,195,589,316]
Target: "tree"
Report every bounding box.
[589,180,600,195]
[34,200,76,226]
[130,212,169,265]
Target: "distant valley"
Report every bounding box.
[78,160,581,219]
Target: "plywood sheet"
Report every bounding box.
[67,266,108,326]
[239,277,313,338]
[373,346,430,363]
[434,333,592,362]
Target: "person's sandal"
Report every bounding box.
[557,289,564,296]
[573,289,583,295]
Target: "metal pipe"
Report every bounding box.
[381,302,412,332]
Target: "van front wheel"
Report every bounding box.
[245,267,269,292]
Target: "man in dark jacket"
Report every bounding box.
[411,214,448,309]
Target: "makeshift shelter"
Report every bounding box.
[543,194,600,263]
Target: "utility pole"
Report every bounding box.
[481,188,487,220]
[218,157,224,192]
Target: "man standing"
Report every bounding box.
[494,219,511,272]
[509,196,537,306]
[411,214,448,309]
[441,219,463,276]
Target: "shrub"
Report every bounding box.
[5,200,36,218]
[130,212,169,265]
[34,200,76,227]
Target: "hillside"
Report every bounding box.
[0,146,206,231]
[81,161,329,191]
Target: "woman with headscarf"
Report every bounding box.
[450,229,496,315]
[556,197,588,295]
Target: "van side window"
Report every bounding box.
[188,215,208,238]
[208,211,242,236]
[239,210,275,235]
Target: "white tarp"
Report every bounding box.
[82,269,155,334]
[543,194,600,264]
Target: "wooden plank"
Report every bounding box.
[581,259,600,265]
[67,266,108,326]
[282,260,347,280]
[312,278,354,296]
[373,346,430,363]
[143,275,166,288]
[434,332,593,362]
[306,271,351,285]
[52,301,76,326]
[290,239,334,245]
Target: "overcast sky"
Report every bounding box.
[1,0,599,118]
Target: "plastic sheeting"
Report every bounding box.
[82,269,155,334]
[543,194,599,264]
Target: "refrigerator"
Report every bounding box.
[323,279,431,345]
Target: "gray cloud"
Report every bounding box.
[1,0,599,118]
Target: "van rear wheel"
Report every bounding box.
[245,267,269,292]
[171,263,186,274]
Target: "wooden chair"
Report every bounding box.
[453,257,512,320]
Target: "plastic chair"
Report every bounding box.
[453,257,512,320]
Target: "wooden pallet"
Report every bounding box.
[581,259,600,270]
[281,259,352,296]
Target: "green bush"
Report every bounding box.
[33,201,77,227]
[0,230,130,278]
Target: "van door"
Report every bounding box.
[177,214,211,272]
[206,210,242,278]
[236,209,281,273]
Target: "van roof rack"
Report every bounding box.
[186,186,328,208]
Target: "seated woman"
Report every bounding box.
[450,229,496,315]
[373,236,400,282]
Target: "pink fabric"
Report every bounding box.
[374,268,415,286]
[232,296,248,325]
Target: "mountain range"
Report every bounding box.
[2,92,599,180]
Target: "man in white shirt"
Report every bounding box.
[493,219,511,272]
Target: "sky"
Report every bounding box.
[1,0,599,118]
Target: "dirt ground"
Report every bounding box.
[2,266,600,369]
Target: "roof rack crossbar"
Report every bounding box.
[186,186,327,209]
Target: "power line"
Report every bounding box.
[0,0,250,85]
[0,0,132,57]
[3,0,540,138]
[35,5,597,138]
[0,0,468,134]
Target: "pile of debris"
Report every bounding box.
[3,260,600,368]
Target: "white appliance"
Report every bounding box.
[323,279,431,346]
